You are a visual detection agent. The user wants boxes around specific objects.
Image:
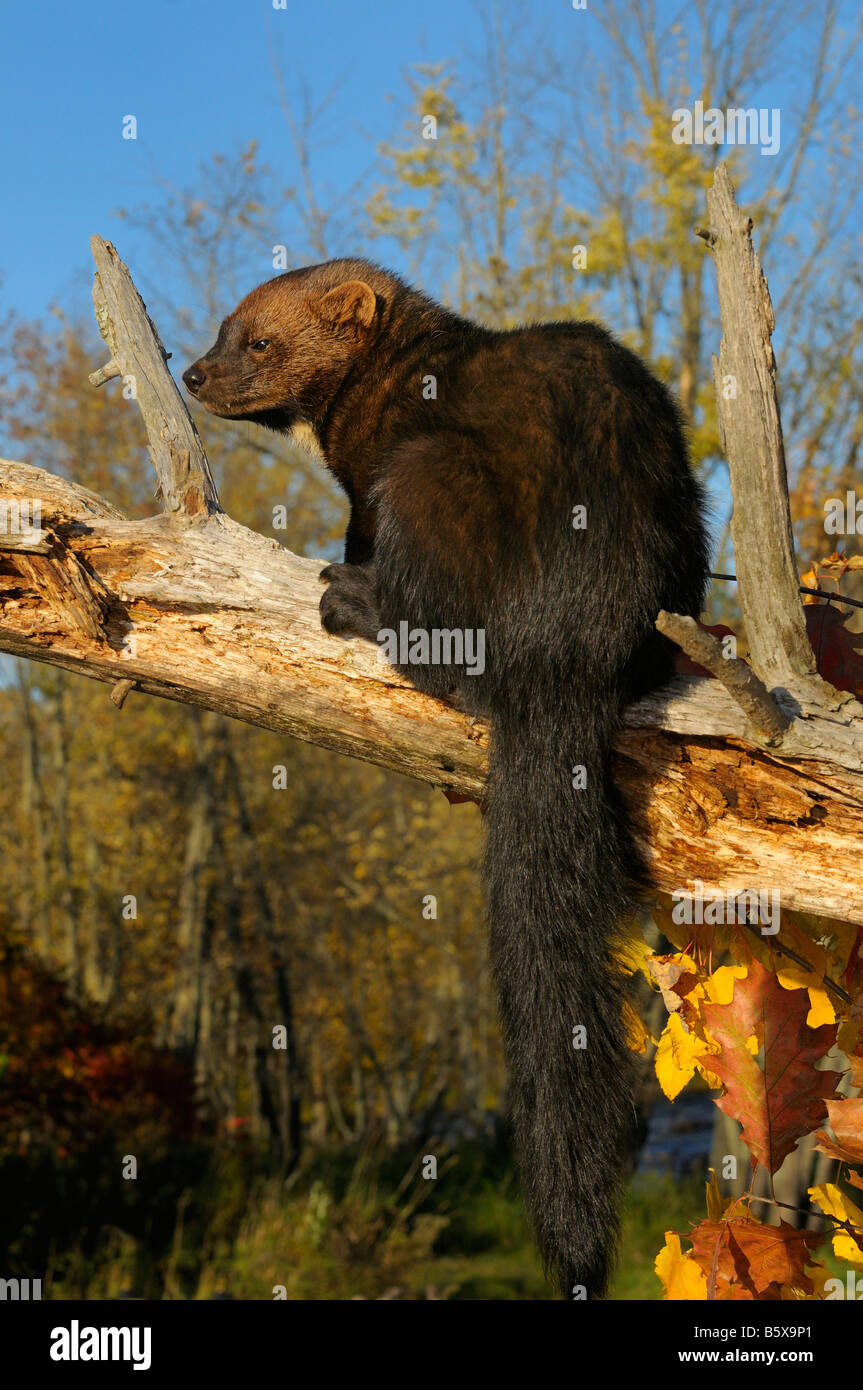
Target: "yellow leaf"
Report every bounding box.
[775,965,836,1028]
[705,1170,723,1223]
[799,565,820,604]
[655,1232,708,1300]
[838,1019,862,1055]
[650,899,693,953]
[702,964,747,1007]
[704,1169,739,1223]
[655,1011,703,1099]
[806,983,836,1029]
[806,1261,835,1299]
[809,1183,863,1265]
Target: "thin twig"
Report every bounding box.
[754,924,852,1005]
[748,1192,863,1235]
[711,571,863,612]
[110,679,137,709]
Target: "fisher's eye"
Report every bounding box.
[250,338,271,352]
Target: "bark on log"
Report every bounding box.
[2,456,862,923]
[1,205,862,928]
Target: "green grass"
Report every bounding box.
[34,1147,851,1301]
[612,1172,706,1300]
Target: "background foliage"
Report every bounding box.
[1,2,861,1297]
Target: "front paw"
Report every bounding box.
[319,562,381,642]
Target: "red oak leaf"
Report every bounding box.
[688,1216,820,1299]
[697,959,839,1174]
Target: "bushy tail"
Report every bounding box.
[483,687,640,1300]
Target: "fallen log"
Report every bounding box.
[1,195,861,924]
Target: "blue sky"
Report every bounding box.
[3,0,854,326]
[1,0,557,320]
[0,0,860,682]
[3,3,858,497]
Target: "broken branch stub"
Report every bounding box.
[702,165,817,694]
[2,228,862,926]
[89,235,221,519]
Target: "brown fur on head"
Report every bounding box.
[182,259,397,430]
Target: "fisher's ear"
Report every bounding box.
[311,280,378,333]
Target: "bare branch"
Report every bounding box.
[1,231,862,931]
[89,236,220,517]
[655,610,791,743]
[702,165,819,691]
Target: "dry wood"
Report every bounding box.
[0,530,52,554]
[89,236,220,516]
[655,609,791,742]
[1,198,862,928]
[702,166,818,692]
[2,457,862,922]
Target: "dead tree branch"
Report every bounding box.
[89,235,220,517]
[700,164,822,694]
[0,228,862,925]
[655,610,791,743]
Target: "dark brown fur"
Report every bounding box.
[185,260,710,1298]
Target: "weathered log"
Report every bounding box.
[1,457,862,923]
[1,201,861,927]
